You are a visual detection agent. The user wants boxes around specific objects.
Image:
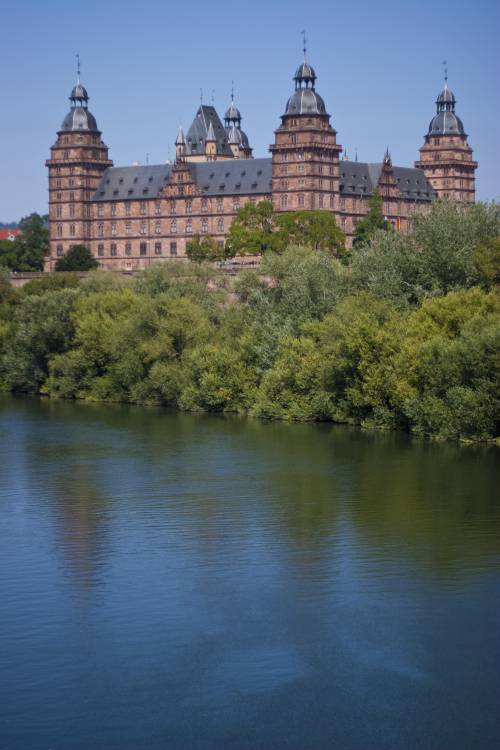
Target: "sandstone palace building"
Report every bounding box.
[45,54,477,270]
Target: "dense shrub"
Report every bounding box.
[0,202,499,441]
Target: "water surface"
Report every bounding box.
[1,395,499,749]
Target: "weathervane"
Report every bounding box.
[76,52,81,81]
[231,80,234,101]
[442,59,448,83]
[301,30,307,61]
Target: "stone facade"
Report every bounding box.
[45,59,477,271]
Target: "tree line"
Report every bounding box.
[0,198,498,441]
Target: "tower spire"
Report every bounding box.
[301,30,307,61]
[76,53,81,83]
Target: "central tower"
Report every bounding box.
[270,48,342,212]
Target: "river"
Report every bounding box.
[1,395,499,749]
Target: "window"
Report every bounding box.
[98,205,104,217]
[140,221,146,235]
[186,219,192,234]
[140,203,146,216]
[280,195,288,209]
[110,243,117,256]
[186,200,192,214]
[56,179,61,188]
[98,243,104,256]
[155,201,161,215]
[341,217,346,230]
[64,150,69,159]
[201,198,208,212]
[155,221,161,234]
[233,198,240,211]
[171,219,177,234]
[69,204,75,217]
[125,203,131,216]
[330,195,334,209]
[289,134,296,144]
[140,242,147,256]
[98,223,104,237]
[56,192,62,200]
[298,193,305,207]
[217,217,224,233]
[70,224,76,236]
[298,164,305,174]
[56,244,63,257]
[111,223,117,236]
[170,241,177,256]
[201,218,208,234]
[125,242,132,256]
[56,206,62,218]
[318,194,323,208]
[340,198,345,210]
[69,192,74,202]
[125,221,131,234]
[69,179,74,187]
[170,200,176,214]
[111,204,116,217]
[154,241,162,255]
[217,198,223,212]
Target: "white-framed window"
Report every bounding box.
[155,221,161,234]
[171,219,177,233]
[201,218,208,234]
[186,219,192,234]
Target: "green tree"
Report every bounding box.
[276,210,346,255]
[0,213,48,271]
[226,200,284,256]
[352,190,391,248]
[411,200,500,293]
[55,244,98,271]
[473,237,500,290]
[186,234,232,263]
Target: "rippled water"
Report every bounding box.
[1,395,499,749]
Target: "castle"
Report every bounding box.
[45,54,477,271]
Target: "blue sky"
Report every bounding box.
[0,0,498,220]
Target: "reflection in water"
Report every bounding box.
[1,394,499,750]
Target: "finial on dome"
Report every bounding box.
[442,59,448,84]
[231,80,234,101]
[76,53,81,82]
[301,30,307,61]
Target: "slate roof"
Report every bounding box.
[93,164,172,202]
[185,105,233,157]
[339,161,436,200]
[190,158,272,195]
[61,106,99,132]
[92,159,434,202]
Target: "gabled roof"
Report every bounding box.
[185,105,233,157]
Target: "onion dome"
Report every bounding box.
[294,61,316,85]
[285,87,327,115]
[283,48,328,117]
[225,100,241,123]
[70,82,89,101]
[427,81,465,136]
[60,77,99,132]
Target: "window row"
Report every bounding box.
[95,241,178,257]
[95,218,225,236]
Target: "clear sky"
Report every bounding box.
[0,0,498,221]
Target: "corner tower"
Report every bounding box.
[415,73,476,202]
[45,65,112,269]
[270,48,342,212]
